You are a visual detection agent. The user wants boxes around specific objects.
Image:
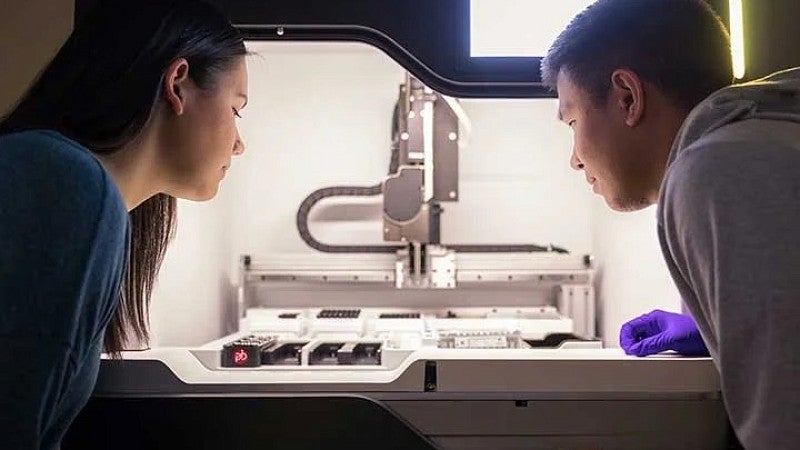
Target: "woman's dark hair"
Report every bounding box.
[0,0,246,355]
[541,0,732,110]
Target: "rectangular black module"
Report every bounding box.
[317,309,361,319]
[524,333,589,348]
[261,342,307,366]
[379,312,421,319]
[278,312,300,319]
[309,343,345,365]
[221,335,277,368]
[337,342,382,365]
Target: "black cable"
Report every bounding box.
[295,184,403,253]
[388,102,400,174]
[296,186,569,254]
[449,244,569,254]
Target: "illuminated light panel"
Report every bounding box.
[729,0,746,79]
[470,0,595,57]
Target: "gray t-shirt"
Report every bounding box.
[658,69,800,449]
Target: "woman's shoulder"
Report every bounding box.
[0,129,99,172]
[0,129,127,220]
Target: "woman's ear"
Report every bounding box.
[162,58,191,116]
[610,68,645,127]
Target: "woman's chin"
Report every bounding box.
[169,182,220,202]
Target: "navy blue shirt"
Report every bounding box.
[0,130,129,449]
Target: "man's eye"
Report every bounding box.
[568,120,576,127]
[233,107,242,119]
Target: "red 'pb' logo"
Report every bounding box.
[234,348,249,365]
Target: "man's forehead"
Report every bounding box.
[555,70,582,119]
[556,86,574,121]
[554,70,578,97]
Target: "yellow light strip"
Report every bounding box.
[729,0,746,79]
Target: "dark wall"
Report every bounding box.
[708,0,800,81]
[0,0,72,115]
[742,0,800,79]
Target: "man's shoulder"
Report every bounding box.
[668,119,800,187]
[660,119,800,224]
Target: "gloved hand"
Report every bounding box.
[619,309,709,357]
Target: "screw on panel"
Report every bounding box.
[583,254,594,267]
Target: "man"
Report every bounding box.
[541,0,799,448]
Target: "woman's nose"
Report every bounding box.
[233,135,245,156]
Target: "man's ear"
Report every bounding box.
[610,69,645,127]
[163,58,191,116]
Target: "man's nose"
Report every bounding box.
[569,150,584,170]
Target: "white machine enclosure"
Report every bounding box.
[79,35,731,449]
[94,346,727,450]
[86,252,729,449]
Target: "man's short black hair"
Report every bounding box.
[541,0,732,109]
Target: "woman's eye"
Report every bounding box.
[233,107,242,119]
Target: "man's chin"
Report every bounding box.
[604,195,652,212]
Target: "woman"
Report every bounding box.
[0,0,248,448]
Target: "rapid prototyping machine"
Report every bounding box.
[65,1,731,449]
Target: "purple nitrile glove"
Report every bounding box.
[619,309,710,357]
